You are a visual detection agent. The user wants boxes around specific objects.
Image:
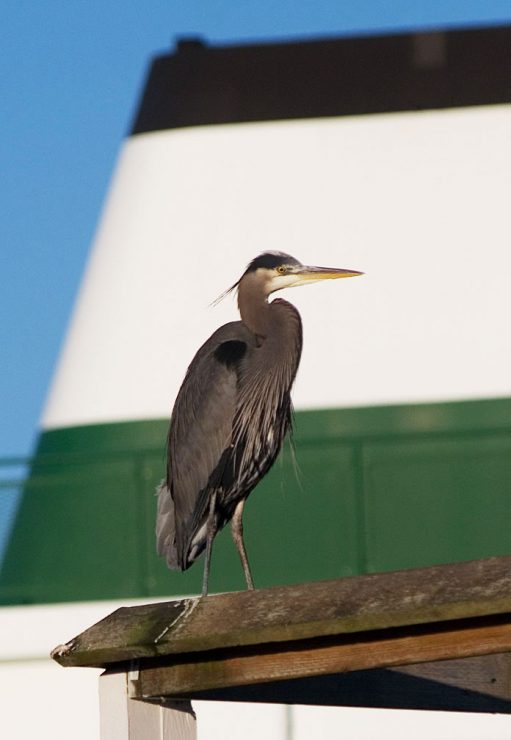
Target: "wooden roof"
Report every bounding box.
[52,555,511,713]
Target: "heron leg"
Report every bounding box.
[202,491,218,597]
[231,499,254,590]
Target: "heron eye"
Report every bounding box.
[277,265,286,274]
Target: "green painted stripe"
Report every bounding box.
[37,396,511,453]
[296,397,511,440]
[2,397,511,605]
[36,418,169,456]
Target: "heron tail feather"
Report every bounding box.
[156,481,180,570]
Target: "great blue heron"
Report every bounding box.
[157,251,362,595]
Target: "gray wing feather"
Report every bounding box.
[156,321,254,569]
[156,480,178,567]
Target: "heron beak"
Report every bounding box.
[291,265,364,285]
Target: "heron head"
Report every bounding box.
[242,251,363,295]
[214,251,363,305]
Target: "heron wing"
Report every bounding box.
[157,321,255,569]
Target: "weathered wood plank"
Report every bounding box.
[52,556,511,668]
[392,652,511,702]
[134,614,511,697]
[186,658,511,714]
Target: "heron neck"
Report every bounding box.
[237,275,272,337]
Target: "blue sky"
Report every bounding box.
[2,1,511,458]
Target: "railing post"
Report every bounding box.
[99,670,196,739]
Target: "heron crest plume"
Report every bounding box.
[212,251,300,306]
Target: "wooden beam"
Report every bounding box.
[132,613,511,697]
[52,556,511,669]
[391,652,511,702]
[51,556,511,713]
[182,656,511,714]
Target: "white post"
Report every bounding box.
[99,671,197,740]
